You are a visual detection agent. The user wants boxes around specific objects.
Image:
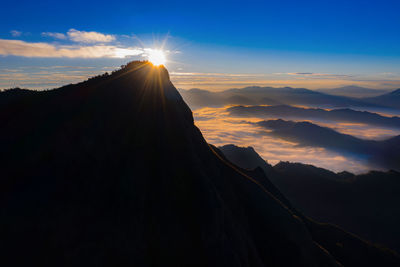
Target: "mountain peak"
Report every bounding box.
[1,62,398,266]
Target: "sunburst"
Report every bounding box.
[147,49,166,66]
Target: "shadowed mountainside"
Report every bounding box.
[218,144,274,175]
[256,119,400,171]
[227,104,400,129]
[1,61,399,266]
[218,144,400,253]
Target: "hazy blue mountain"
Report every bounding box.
[317,86,390,98]
[363,89,400,109]
[228,104,400,128]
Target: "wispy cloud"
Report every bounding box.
[282,72,352,78]
[67,29,115,43]
[42,29,115,43]
[170,72,263,77]
[0,39,144,58]
[41,32,67,40]
[10,30,22,37]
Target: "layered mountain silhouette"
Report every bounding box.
[316,86,390,98]
[256,119,400,171]
[179,86,398,110]
[218,144,400,253]
[363,89,400,109]
[228,104,400,129]
[1,61,399,266]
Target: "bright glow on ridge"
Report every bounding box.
[148,49,166,66]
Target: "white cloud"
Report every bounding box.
[0,39,144,58]
[67,29,115,43]
[41,29,115,43]
[10,30,22,37]
[42,32,67,40]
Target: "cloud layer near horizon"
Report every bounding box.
[171,72,400,90]
[193,106,400,173]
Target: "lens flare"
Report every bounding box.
[148,50,166,66]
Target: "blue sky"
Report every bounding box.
[1,0,400,90]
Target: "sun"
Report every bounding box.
[147,50,166,66]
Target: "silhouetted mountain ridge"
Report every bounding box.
[1,61,398,266]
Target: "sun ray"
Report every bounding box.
[147,49,166,66]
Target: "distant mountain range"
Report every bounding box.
[1,61,399,266]
[316,86,391,98]
[362,89,400,109]
[219,144,400,253]
[179,86,400,110]
[227,104,400,129]
[256,119,400,171]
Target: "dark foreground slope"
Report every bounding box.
[0,61,398,266]
[273,162,400,253]
[219,144,400,254]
